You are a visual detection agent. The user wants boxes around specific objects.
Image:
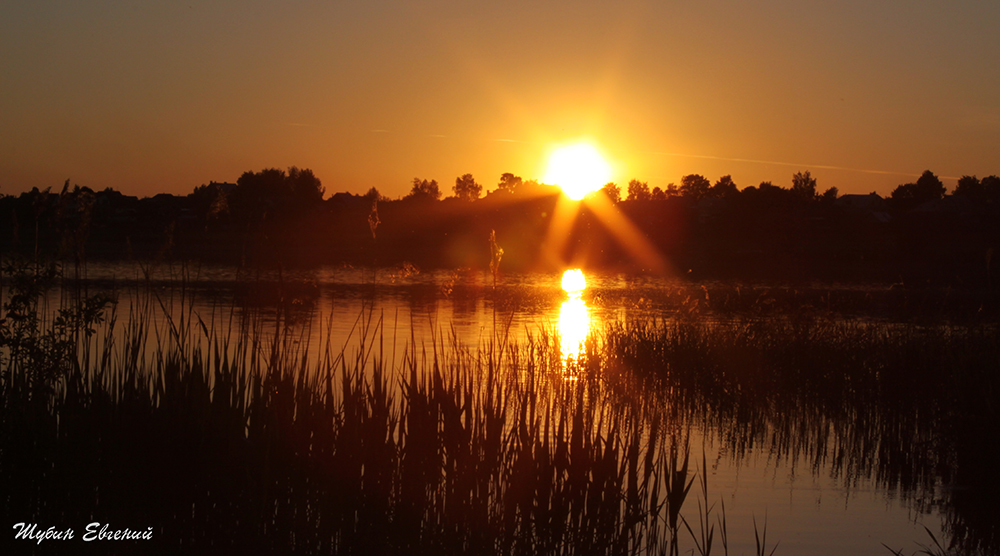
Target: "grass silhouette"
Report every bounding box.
[3,258,999,554]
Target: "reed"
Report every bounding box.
[1,260,689,555]
[602,314,999,555]
[753,514,778,556]
[4,259,999,554]
[680,453,717,556]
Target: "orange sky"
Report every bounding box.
[2,0,998,199]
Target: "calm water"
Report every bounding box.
[15,261,954,554]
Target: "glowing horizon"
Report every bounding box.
[1,2,996,198]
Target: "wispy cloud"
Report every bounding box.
[285,122,318,128]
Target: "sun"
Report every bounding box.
[543,143,611,201]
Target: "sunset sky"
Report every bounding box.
[2,0,998,199]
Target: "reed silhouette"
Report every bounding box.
[1,258,689,555]
[2,258,998,554]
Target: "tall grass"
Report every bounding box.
[3,261,998,554]
[602,314,1000,555]
[1,260,691,555]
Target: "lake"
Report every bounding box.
[4,259,995,554]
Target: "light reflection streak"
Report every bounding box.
[559,269,591,378]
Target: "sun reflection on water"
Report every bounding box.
[559,269,591,376]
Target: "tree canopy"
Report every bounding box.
[627,179,651,202]
[229,166,324,224]
[711,175,739,199]
[453,174,482,201]
[408,178,441,201]
[601,182,621,203]
[679,174,711,201]
[890,170,946,208]
[791,171,818,201]
[496,173,522,195]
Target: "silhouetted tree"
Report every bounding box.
[982,175,1000,204]
[679,174,711,201]
[916,169,946,198]
[601,182,621,203]
[821,187,839,203]
[664,183,679,197]
[453,173,482,201]
[627,179,651,201]
[791,171,818,201]
[710,175,739,199]
[497,173,522,195]
[286,166,325,205]
[651,187,666,201]
[890,170,946,209]
[230,167,324,225]
[517,179,550,197]
[363,186,389,203]
[189,182,229,221]
[408,178,441,201]
[747,181,789,201]
[953,175,984,202]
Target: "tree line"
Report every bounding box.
[1,166,999,285]
[357,168,1000,210]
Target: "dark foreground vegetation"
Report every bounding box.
[2,259,998,554]
[0,258,717,556]
[3,168,1000,285]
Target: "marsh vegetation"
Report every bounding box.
[1,259,998,554]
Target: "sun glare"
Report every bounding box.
[543,144,611,201]
[559,269,590,374]
[561,268,587,296]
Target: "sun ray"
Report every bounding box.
[536,140,671,274]
[539,194,582,269]
[582,192,672,275]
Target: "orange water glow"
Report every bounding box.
[558,269,591,377]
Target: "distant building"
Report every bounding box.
[836,193,890,223]
[836,192,885,211]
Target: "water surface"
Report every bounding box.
[12,260,977,554]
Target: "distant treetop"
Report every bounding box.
[453,173,482,201]
[408,178,441,201]
[890,170,946,209]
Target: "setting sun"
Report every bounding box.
[543,144,612,201]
